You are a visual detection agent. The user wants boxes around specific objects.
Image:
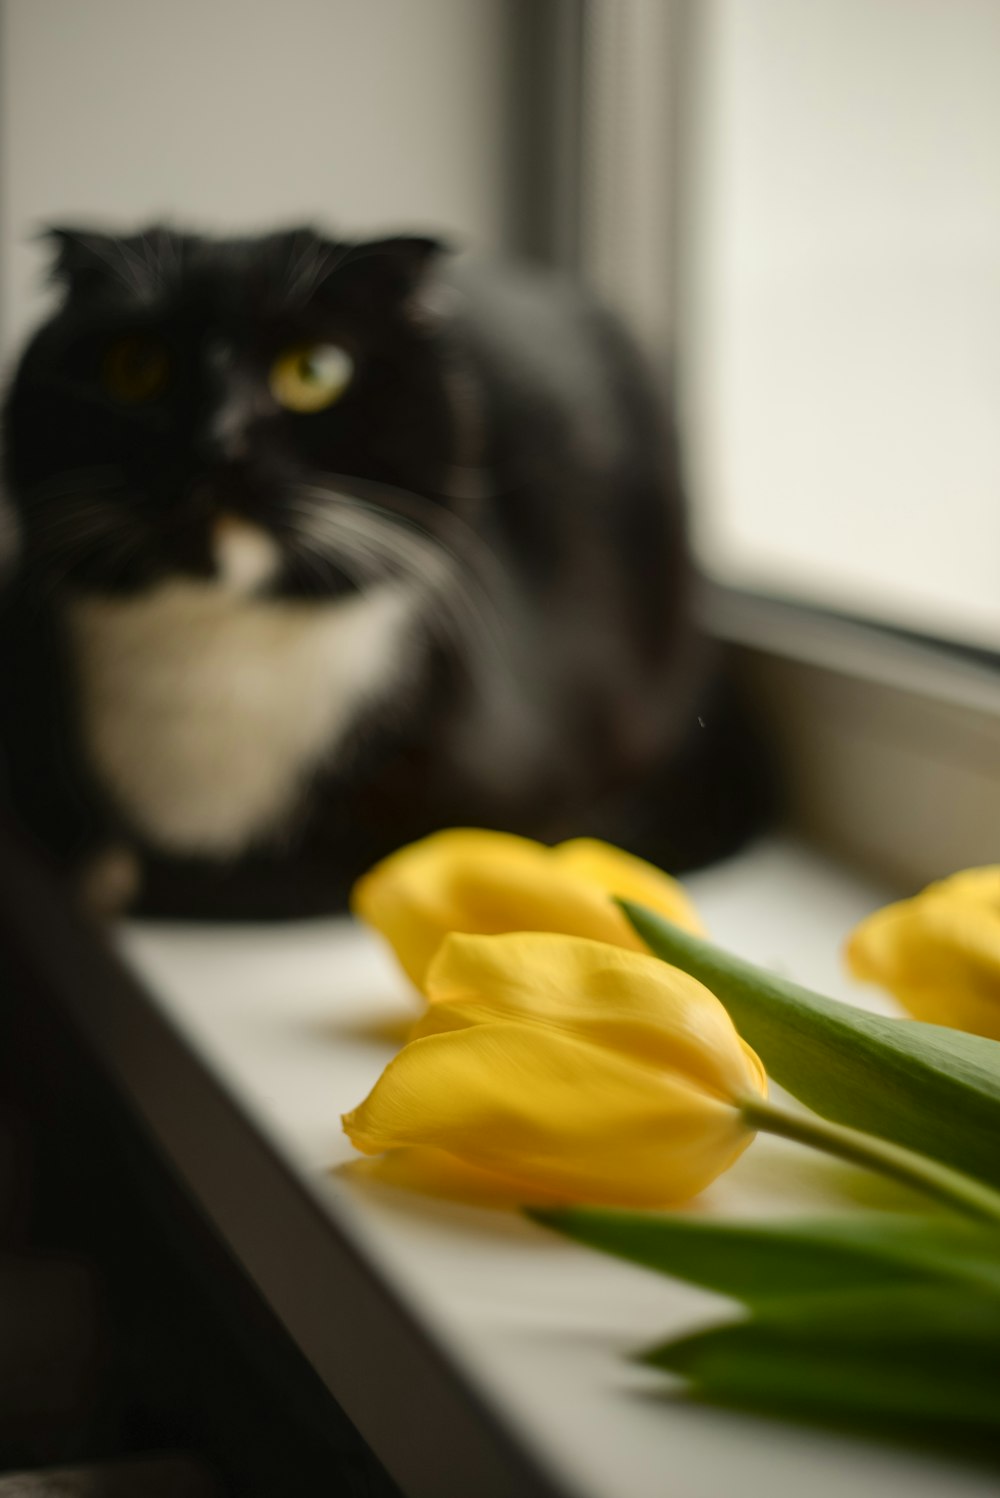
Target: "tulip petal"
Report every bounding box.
[351,828,671,990]
[419,931,766,1105]
[847,872,1000,1040]
[339,1147,532,1207]
[921,866,1000,907]
[627,899,1000,1190]
[342,1019,754,1207]
[554,838,706,935]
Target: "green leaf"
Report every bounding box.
[622,902,1000,1190]
[528,1207,1000,1305]
[644,1283,1000,1447]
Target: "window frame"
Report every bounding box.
[550,0,1000,889]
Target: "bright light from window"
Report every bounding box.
[681,0,1000,650]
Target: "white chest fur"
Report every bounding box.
[66,581,417,856]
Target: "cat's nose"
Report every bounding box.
[203,380,273,464]
[207,400,250,461]
[190,461,258,514]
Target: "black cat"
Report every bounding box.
[0,225,769,917]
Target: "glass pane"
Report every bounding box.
[681,0,1000,650]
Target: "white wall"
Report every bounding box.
[681,0,1000,649]
[1,0,514,350]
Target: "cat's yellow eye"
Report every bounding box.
[269,343,353,414]
[103,335,171,404]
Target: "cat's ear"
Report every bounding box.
[41,227,120,296]
[331,235,449,314]
[39,226,168,300]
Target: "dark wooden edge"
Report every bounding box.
[0,822,574,1498]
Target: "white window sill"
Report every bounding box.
[98,833,990,1498]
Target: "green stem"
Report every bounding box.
[740,1095,1000,1226]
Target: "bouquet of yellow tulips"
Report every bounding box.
[342,831,1000,1460]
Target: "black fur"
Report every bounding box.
[0,225,770,916]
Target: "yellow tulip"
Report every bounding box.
[350,828,704,992]
[342,931,766,1207]
[846,867,1000,1041]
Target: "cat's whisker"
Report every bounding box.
[305,472,521,658]
[30,495,135,554]
[308,478,505,597]
[24,465,127,501]
[90,529,147,588]
[285,509,406,593]
[287,492,410,557]
[61,233,151,301]
[296,514,441,599]
[283,237,347,308]
[315,467,510,575]
[292,539,373,597]
[35,496,128,528]
[286,485,512,676]
[137,229,182,294]
[296,502,450,585]
[287,492,454,597]
[22,478,145,597]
